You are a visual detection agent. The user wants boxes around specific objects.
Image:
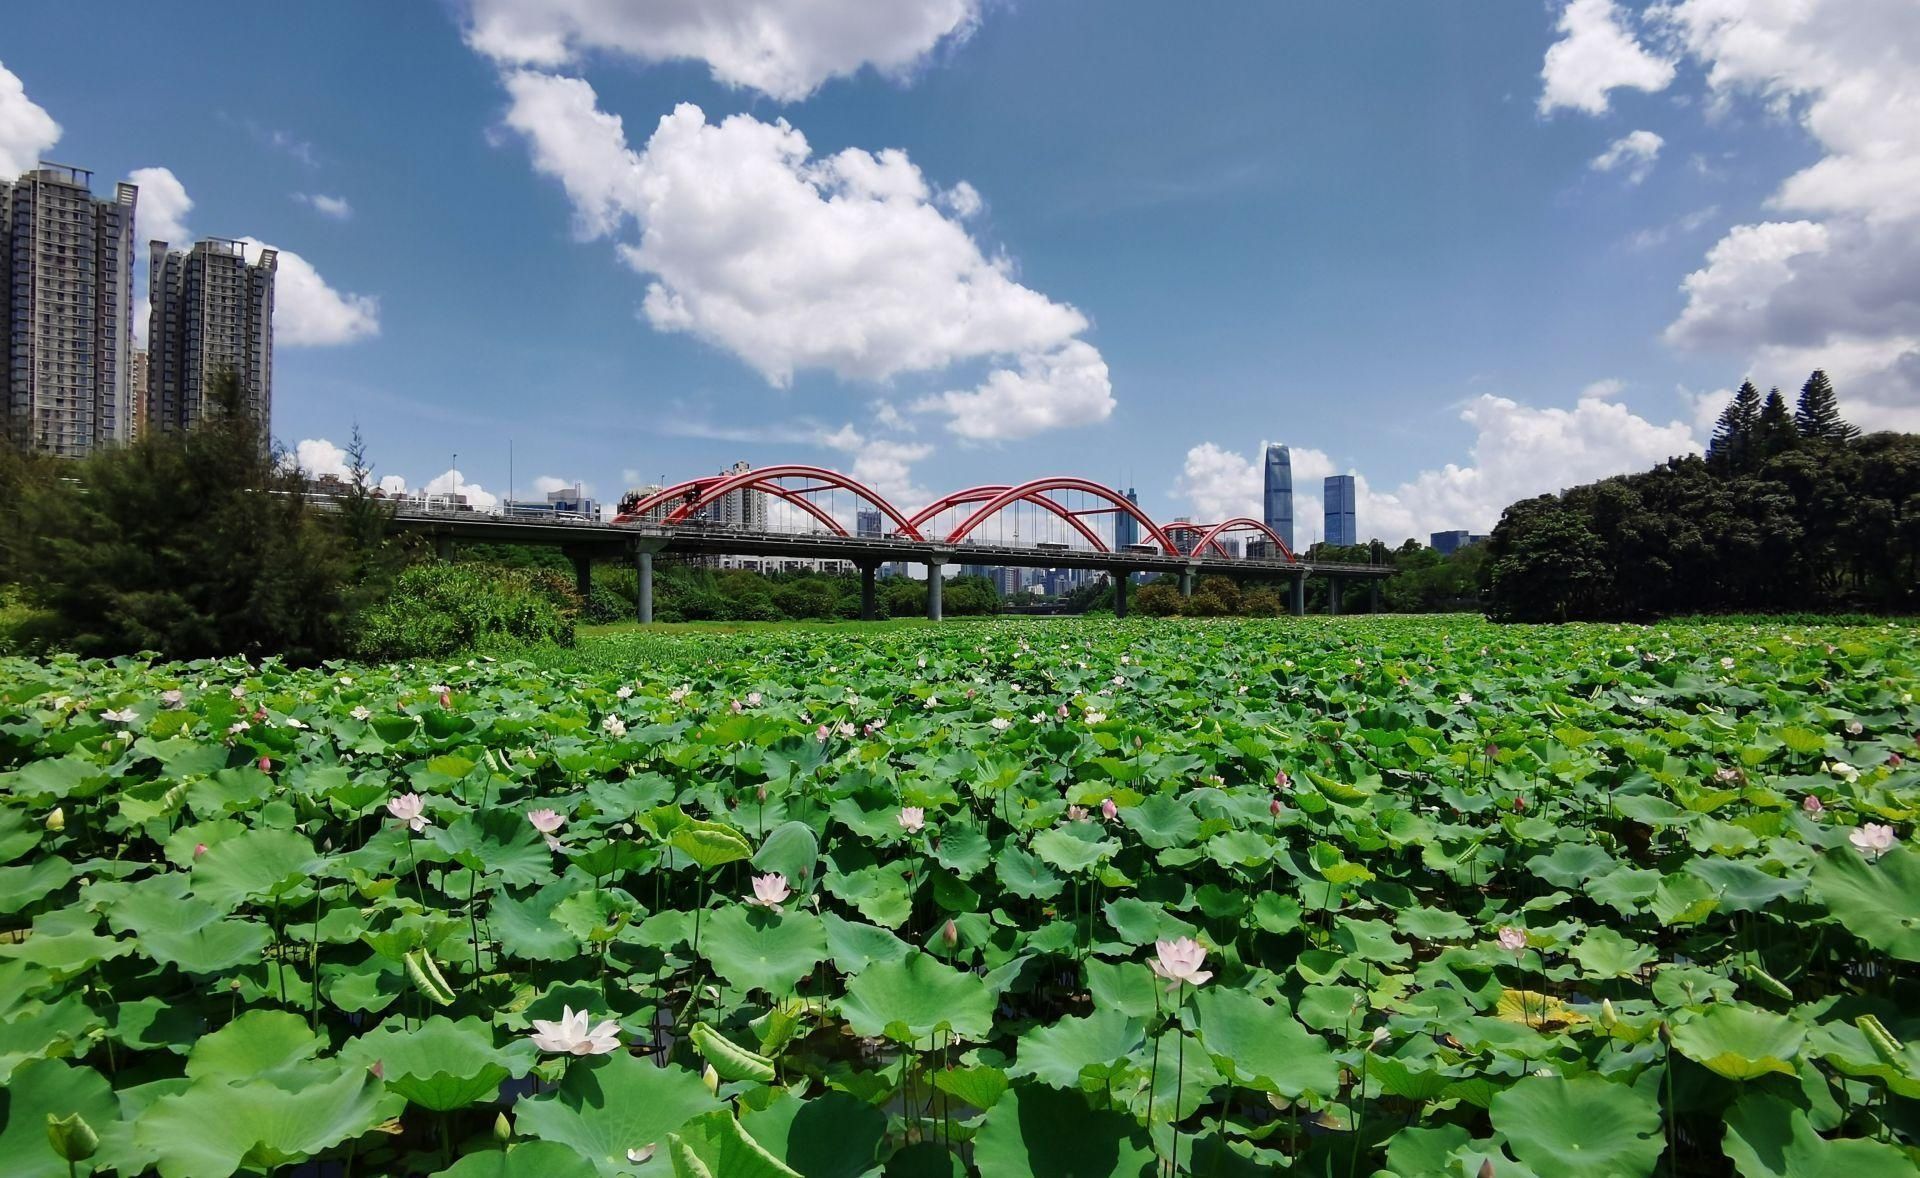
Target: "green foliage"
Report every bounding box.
[350,562,575,660]
[0,616,1916,1175]
[1489,422,1920,619]
[1795,368,1859,443]
[5,371,355,662]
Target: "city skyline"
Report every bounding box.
[0,3,1911,544]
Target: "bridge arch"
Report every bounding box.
[912,484,1109,551]
[1193,517,1296,563]
[942,477,1177,553]
[642,465,925,540]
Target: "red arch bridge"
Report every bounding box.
[377,464,1392,621]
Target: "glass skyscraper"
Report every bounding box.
[1263,444,1293,549]
[1324,474,1357,546]
[1113,486,1140,548]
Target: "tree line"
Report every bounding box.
[1487,370,1918,621]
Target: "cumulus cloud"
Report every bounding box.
[500,76,1109,438]
[423,469,500,511]
[1178,389,1700,545]
[129,166,194,245]
[1539,0,1675,115]
[1652,0,1920,431]
[238,238,381,346]
[290,437,352,479]
[462,0,979,102]
[819,423,934,509]
[1590,129,1664,184]
[0,61,60,178]
[296,193,353,220]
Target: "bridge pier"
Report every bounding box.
[1329,577,1343,616]
[1290,571,1306,616]
[566,549,592,603]
[635,548,653,624]
[859,561,878,621]
[1179,566,1196,597]
[1370,580,1381,613]
[926,558,944,621]
[1113,571,1128,618]
[434,533,454,562]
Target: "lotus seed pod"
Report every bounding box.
[45,1112,99,1162]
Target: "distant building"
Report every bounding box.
[148,238,276,440]
[1169,515,1195,556]
[1263,444,1294,550]
[1430,530,1489,556]
[1,163,139,456]
[706,461,766,531]
[855,508,882,538]
[1323,475,1357,546]
[128,349,148,440]
[1245,538,1270,561]
[1114,486,1141,549]
[506,483,599,520]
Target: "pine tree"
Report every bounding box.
[1755,387,1799,460]
[1794,369,1859,441]
[1708,380,1762,472]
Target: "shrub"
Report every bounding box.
[351,563,574,659]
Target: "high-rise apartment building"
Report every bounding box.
[128,348,148,440]
[0,164,138,456]
[1323,474,1357,546]
[147,238,276,438]
[707,461,766,531]
[1263,444,1294,550]
[855,508,882,538]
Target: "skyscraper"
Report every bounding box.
[1114,486,1140,549]
[708,461,767,531]
[1263,444,1294,549]
[1323,474,1357,546]
[148,238,276,438]
[855,508,882,538]
[1,164,138,456]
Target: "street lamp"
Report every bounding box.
[451,453,459,511]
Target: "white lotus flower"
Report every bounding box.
[898,807,925,834]
[616,685,633,699]
[1850,823,1897,860]
[161,690,184,709]
[100,708,137,724]
[386,793,430,833]
[989,717,1011,731]
[601,715,627,739]
[749,873,791,908]
[529,1006,621,1055]
[350,705,372,721]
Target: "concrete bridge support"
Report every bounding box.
[634,548,654,624]
[1113,572,1128,618]
[926,558,945,621]
[1328,577,1343,616]
[1370,580,1381,613]
[1290,571,1306,616]
[566,549,592,603]
[859,561,878,621]
[434,534,454,562]
[1179,566,1196,597]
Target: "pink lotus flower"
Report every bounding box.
[1066,805,1089,822]
[1497,926,1527,956]
[1890,753,1905,769]
[1802,795,1824,815]
[439,691,452,708]
[387,793,429,832]
[1101,798,1118,821]
[1057,704,1069,719]
[898,806,925,834]
[527,809,564,834]
[528,1006,621,1055]
[161,689,184,709]
[258,756,272,773]
[193,842,208,857]
[749,873,791,908]
[816,724,830,742]
[1149,937,1212,989]
[941,918,959,949]
[1270,796,1285,818]
[746,692,762,707]
[1851,823,1897,860]
[1274,769,1292,791]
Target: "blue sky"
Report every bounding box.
[3,1,1912,543]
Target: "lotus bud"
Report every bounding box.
[494,1112,512,1142]
[370,1060,385,1079]
[1478,1160,1496,1178]
[194,843,209,858]
[1600,999,1617,1028]
[258,756,272,772]
[45,807,64,832]
[45,1112,99,1162]
[702,1064,719,1095]
[757,784,768,802]
[1270,797,1283,818]
[228,978,243,992]
[942,919,958,950]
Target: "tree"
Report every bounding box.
[1485,496,1613,621]
[1794,369,1859,441]
[13,370,354,661]
[1754,388,1799,460]
[1708,381,1762,472]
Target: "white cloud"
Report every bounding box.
[423,469,500,510]
[500,78,1108,438]
[462,0,980,102]
[532,475,596,500]
[0,61,60,178]
[1590,129,1664,184]
[239,238,381,346]
[1179,392,1701,545]
[1581,378,1627,399]
[296,193,353,220]
[291,437,351,479]
[1652,0,1920,430]
[378,474,409,496]
[819,423,933,509]
[913,341,1115,441]
[129,166,194,245]
[1539,0,1675,115]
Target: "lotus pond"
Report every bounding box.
[2,616,1917,1177]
